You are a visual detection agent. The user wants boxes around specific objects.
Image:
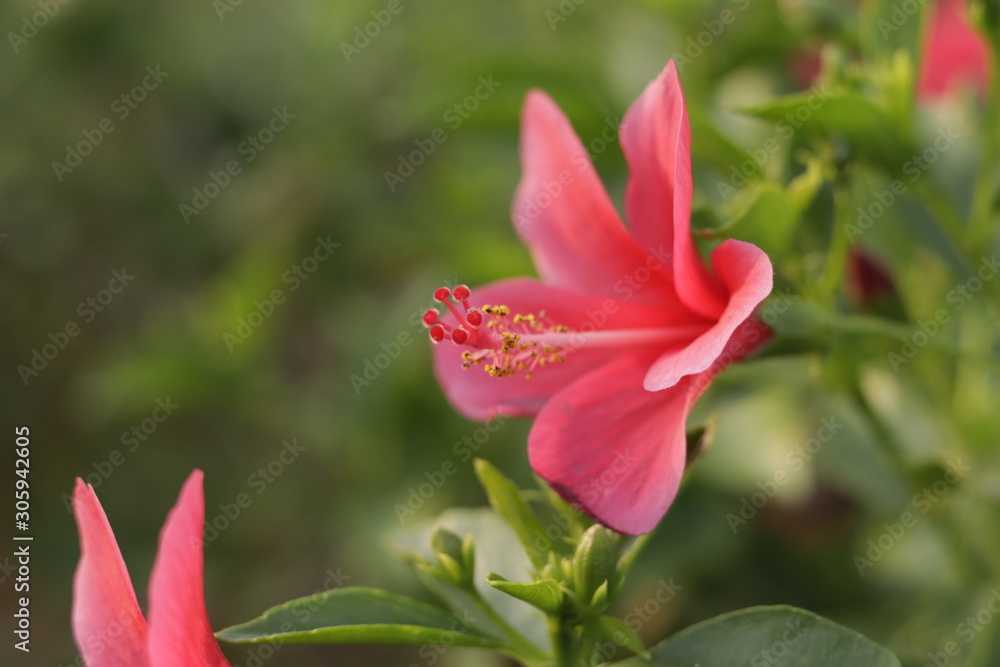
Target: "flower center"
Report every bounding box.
[422,284,709,380]
[423,285,707,378]
[422,285,569,379]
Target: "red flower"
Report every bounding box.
[423,62,773,535]
[72,470,230,666]
[919,0,989,98]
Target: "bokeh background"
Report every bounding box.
[3,0,998,665]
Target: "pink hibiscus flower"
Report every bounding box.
[72,469,230,666]
[919,0,989,98]
[422,61,774,535]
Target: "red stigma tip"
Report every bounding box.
[429,324,446,342]
[453,285,471,300]
[451,327,469,345]
[422,309,439,327]
[434,287,451,301]
[466,309,483,327]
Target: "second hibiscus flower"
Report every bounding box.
[423,61,774,535]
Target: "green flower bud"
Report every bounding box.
[572,525,620,608]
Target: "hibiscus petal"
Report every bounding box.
[528,353,692,535]
[432,278,705,420]
[72,479,150,667]
[621,61,728,319]
[643,239,772,391]
[513,90,673,304]
[147,470,230,667]
[918,0,988,98]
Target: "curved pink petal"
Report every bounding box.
[432,278,710,420]
[147,470,230,667]
[621,61,729,319]
[528,353,693,535]
[72,479,150,667]
[513,90,676,305]
[643,240,773,391]
[919,0,989,98]
[682,315,773,405]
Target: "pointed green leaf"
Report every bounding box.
[392,508,550,650]
[216,587,503,649]
[474,459,548,569]
[612,606,901,666]
[486,574,564,615]
[597,615,648,659]
[431,527,465,563]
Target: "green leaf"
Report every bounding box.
[486,574,564,615]
[216,587,504,648]
[392,507,550,650]
[741,88,913,172]
[613,605,901,666]
[597,615,648,659]
[474,459,549,569]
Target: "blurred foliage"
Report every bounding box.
[1,0,998,665]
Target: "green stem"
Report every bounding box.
[913,181,1000,325]
[818,181,853,299]
[970,44,1000,247]
[547,615,576,667]
[577,613,601,667]
[466,588,548,664]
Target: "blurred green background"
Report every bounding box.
[2,0,998,665]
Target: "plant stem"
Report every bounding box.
[818,181,853,299]
[913,181,1000,326]
[970,46,1000,247]
[466,588,549,664]
[547,614,577,667]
